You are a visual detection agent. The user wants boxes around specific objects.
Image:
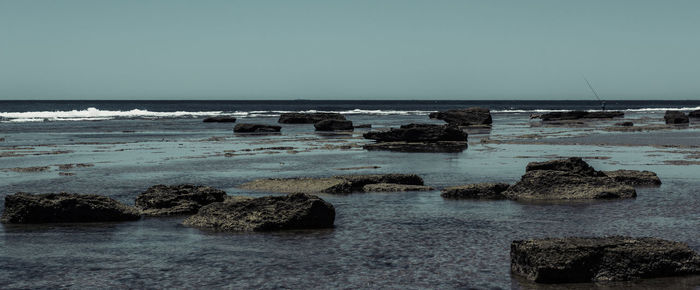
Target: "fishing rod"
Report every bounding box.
[583,76,606,111]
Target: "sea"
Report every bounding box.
[1,100,699,289]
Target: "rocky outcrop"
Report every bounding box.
[239,174,424,194]
[689,110,700,118]
[503,170,636,200]
[429,107,493,126]
[233,123,282,133]
[511,236,700,283]
[278,113,346,124]
[134,184,227,216]
[361,183,434,192]
[603,170,662,186]
[665,111,689,124]
[1,192,140,223]
[203,116,237,123]
[183,193,335,232]
[314,119,354,131]
[525,157,603,177]
[363,124,468,153]
[539,111,624,121]
[441,183,510,199]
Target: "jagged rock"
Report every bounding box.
[1,192,140,223]
[203,116,237,123]
[364,124,467,142]
[429,107,493,126]
[183,193,335,232]
[603,170,662,186]
[540,111,624,121]
[689,110,700,118]
[441,183,510,199]
[314,119,354,131]
[615,121,634,127]
[278,113,346,124]
[525,157,603,177]
[362,183,434,192]
[665,111,689,124]
[503,170,636,200]
[234,123,282,133]
[511,236,700,283]
[239,174,424,194]
[134,184,227,216]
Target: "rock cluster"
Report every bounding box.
[278,113,346,124]
[183,193,335,232]
[665,111,690,124]
[134,184,226,216]
[363,124,468,153]
[1,192,140,223]
[539,111,624,121]
[203,116,237,123]
[511,236,700,283]
[234,123,282,133]
[429,107,492,126]
[239,173,426,194]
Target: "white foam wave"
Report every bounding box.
[0,107,223,122]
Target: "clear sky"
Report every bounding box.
[1,0,699,100]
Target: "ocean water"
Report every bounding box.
[1,100,699,289]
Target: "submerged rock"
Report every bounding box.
[1,192,140,223]
[615,121,634,127]
[278,113,346,124]
[540,111,624,121]
[362,183,434,192]
[234,123,282,133]
[314,119,354,131]
[363,141,468,153]
[203,116,237,123]
[603,170,662,186]
[503,170,636,200]
[363,124,468,153]
[183,193,335,232]
[239,174,425,194]
[511,236,700,283]
[354,124,372,129]
[525,157,602,177]
[441,183,510,199]
[335,174,424,190]
[429,107,493,126]
[134,184,227,216]
[689,110,700,118]
[665,111,689,124]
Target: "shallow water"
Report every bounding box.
[1,104,699,289]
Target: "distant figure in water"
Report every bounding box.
[601,101,606,111]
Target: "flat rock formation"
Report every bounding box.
[689,110,700,118]
[354,124,372,128]
[503,169,636,200]
[278,113,346,124]
[203,116,237,123]
[234,123,282,133]
[183,193,335,232]
[362,183,434,192]
[511,236,700,283]
[314,119,354,131]
[429,107,493,126]
[363,124,468,153]
[239,174,424,194]
[1,192,140,223]
[134,184,227,216]
[441,183,510,199]
[539,111,624,121]
[665,111,690,124]
[603,170,662,186]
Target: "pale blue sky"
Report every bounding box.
[1,0,699,100]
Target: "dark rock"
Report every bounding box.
[615,121,634,127]
[603,170,662,186]
[525,157,603,177]
[689,110,700,118]
[234,123,282,133]
[441,183,510,199]
[362,183,434,192]
[511,236,700,283]
[429,107,493,126]
[239,174,424,194]
[665,111,689,124]
[203,116,237,123]
[134,184,227,216]
[183,193,335,232]
[278,113,346,124]
[314,119,354,131]
[540,111,624,121]
[363,141,468,153]
[503,170,636,200]
[1,192,140,223]
[354,124,372,129]
[363,124,468,142]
